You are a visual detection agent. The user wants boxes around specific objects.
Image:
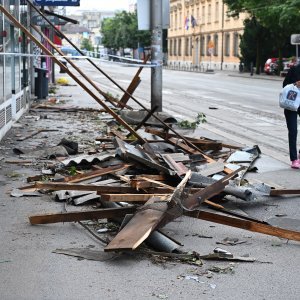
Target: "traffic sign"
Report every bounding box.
[291,34,300,45]
[33,0,80,6]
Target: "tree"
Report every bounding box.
[101,11,151,52]
[239,17,273,73]
[224,0,300,73]
[80,38,93,51]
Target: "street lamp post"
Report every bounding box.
[150,0,163,112]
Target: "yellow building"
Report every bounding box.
[168,0,247,70]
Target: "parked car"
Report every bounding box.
[264,57,294,75]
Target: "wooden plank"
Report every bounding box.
[118,54,150,108]
[29,207,136,225]
[270,189,300,196]
[104,171,191,252]
[64,164,130,183]
[135,177,175,190]
[184,210,300,242]
[0,5,146,144]
[20,182,139,193]
[104,197,169,251]
[101,194,171,202]
[118,76,141,108]
[182,167,242,210]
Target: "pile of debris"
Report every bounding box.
[2,2,299,265]
[13,109,300,262]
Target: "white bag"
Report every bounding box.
[279,83,300,111]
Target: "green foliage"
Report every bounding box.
[68,166,77,176]
[80,38,94,51]
[179,113,207,129]
[101,11,151,50]
[224,0,300,70]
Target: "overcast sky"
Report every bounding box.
[66,0,134,13]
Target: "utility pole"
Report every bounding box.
[150,0,163,112]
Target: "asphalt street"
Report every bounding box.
[73,60,289,163]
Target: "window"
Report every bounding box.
[208,4,211,23]
[179,12,182,29]
[175,13,177,30]
[178,38,182,56]
[215,2,219,22]
[185,37,189,56]
[200,35,205,56]
[190,37,193,56]
[174,39,177,56]
[206,35,211,56]
[233,32,239,57]
[201,6,205,24]
[225,33,230,56]
[213,34,218,56]
[169,39,173,56]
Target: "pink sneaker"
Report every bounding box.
[291,160,300,169]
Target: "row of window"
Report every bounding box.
[0,0,29,104]
[169,32,240,58]
[171,2,225,30]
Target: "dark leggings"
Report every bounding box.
[284,108,300,161]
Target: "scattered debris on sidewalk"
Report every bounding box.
[1,3,300,272]
[5,99,299,267]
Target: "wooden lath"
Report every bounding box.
[0,5,147,144]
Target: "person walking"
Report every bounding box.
[283,62,300,168]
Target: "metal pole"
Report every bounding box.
[220,2,224,71]
[151,0,163,112]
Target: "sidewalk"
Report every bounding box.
[0,73,299,300]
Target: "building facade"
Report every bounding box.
[0,0,31,140]
[66,11,115,47]
[168,0,247,71]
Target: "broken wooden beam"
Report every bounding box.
[184,210,300,242]
[270,189,300,196]
[182,167,242,210]
[118,54,150,108]
[101,194,171,202]
[29,207,136,225]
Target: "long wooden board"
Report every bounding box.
[29,207,136,225]
[184,210,300,242]
[101,194,171,202]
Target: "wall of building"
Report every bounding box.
[168,0,246,71]
[0,0,30,140]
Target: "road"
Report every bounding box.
[71,60,289,163]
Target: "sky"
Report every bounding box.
[66,0,135,13]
